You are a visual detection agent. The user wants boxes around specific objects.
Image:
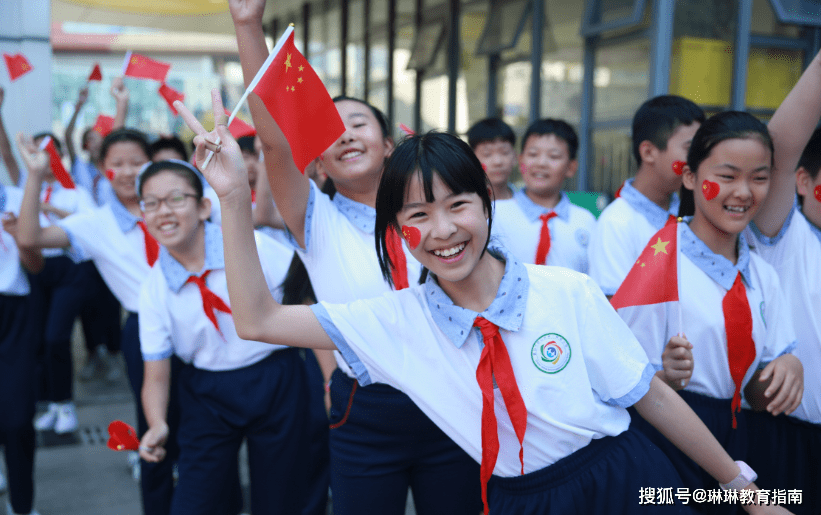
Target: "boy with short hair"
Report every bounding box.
[492,118,596,273]
[588,95,705,295]
[467,118,517,200]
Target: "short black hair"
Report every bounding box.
[467,118,515,149]
[332,96,390,139]
[33,132,63,155]
[521,119,579,159]
[237,135,257,155]
[797,125,821,182]
[137,160,204,199]
[375,132,493,287]
[100,128,151,164]
[632,95,706,166]
[149,135,189,162]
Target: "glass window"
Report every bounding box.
[460,6,490,132]
[369,0,390,113]
[591,128,634,195]
[475,0,530,55]
[752,0,801,37]
[767,0,821,26]
[309,1,327,83]
[594,39,649,123]
[393,1,417,138]
[348,0,367,98]
[582,0,647,36]
[326,0,343,97]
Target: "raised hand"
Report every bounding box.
[110,77,129,104]
[227,0,267,26]
[174,90,249,201]
[1,212,19,240]
[77,86,89,107]
[15,133,50,180]
[661,335,693,390]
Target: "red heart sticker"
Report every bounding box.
[401,225,421,249]
[814,185,821,203]
[105,169,115,181]
[107,420,140,452]
[481,163,487,172]
[672,161,686,176]
[702,180,720,201]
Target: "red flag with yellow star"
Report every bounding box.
[3,53,33,81]
[610,220,679,310]
[122,52,170,82]
[250,29,345,172]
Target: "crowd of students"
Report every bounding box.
[1,0,820,514]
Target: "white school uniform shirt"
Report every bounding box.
[312,246,655,476]
[288,180,422,378]
[39,181,95,259]
[0,185,31,295]
[588,178,679,295]
[139,223,292,370]
[57,189,152,313]
[618,224,796,401]
[492,190,595,273]
[745,200,821,424]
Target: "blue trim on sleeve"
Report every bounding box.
[142,350,174,361]
[285,181,315,252]
[749,200,796,247]
[605,362,655,408]
[759,340,798,369]
[310,303,374,386]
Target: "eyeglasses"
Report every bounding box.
[140,192,198,212]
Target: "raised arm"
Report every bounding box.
[1,213,44,273]
[228,0,311,247]
[176,93,333,350]
[65,86,89,165]
[111,77,130,130]
[251,155,286,230]
[139,359,171,463]
[15,134,72,250]
[756,49,821,236]
[0,88,21,185]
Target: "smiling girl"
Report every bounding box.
[177,91,793,514]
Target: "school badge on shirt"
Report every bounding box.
[531,333,571,374]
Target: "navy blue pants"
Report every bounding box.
[0,292,40,514]
[630,391,747,515]
[79,262,121,354]
[30,256,95,402]
[745,410,821,515]
[328,369,483,515]
[301,350,330,515]
[171,349,311,515]
[488,428,692,514]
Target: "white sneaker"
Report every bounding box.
[53,403,78,434]
[0,468,7,494]
[33,403,59,431]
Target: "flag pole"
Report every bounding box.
[676,218,685,388]
[201,25,295,170]
[121,51,132,76]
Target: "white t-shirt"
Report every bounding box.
[588,179,679,295]
[289,180,422,377]
[312,246,654,476]
[618,225,796,400]
[492,190,595,273]
[745,202,821,424]
[0,185,30,296]
[139,223,292,371]
[58,194,153,313]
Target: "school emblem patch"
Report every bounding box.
[532,333,571,374]
[760,301,766,328]
[575,228,590,247]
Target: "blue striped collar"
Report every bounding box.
[333,192,375,234]
[620,178,680,230]
[159,222,225,293]
[513,189,570,223]
[424,245,529,348]
[680,221,753,291]
[106,189,143,233]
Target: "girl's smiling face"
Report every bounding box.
[684,137,771,241]
[104,141,150,202]
[141,170,210,254]
[396,172,489,285]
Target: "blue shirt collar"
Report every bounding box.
[332,193,376,233]
[513,189,571,223]
[159,222,226,293]
[423,245,529,348]
[807,215,821,244]
[107,190,143,233]
[0,184,5,212]
[680,221,753,291]
[620,178,680,230]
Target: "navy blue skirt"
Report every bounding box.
[487,427,692,514]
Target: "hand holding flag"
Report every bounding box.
[3,53,33,81]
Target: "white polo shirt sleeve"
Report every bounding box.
[752,254,797,365]
[588,199,645,295]
[138,267,175,362]
[256,230,295,303]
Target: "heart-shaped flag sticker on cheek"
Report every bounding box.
[107,420,140,452]
[702,180,720,201]
[481,163,487,172]
[105,169,115,181]
[672,161,686,176]
[814,185,821,203]
[401,225,421,249]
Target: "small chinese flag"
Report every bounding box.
[158,83,185,115]
[224,109,256,139]
[3,53,33,81]
[249,28,345,172]
[93,115,115,137]
[39,136,75,190]
[610,220,679,310]
[122,52,170,82]
[106,421,140,451]
[87,63,102,82]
